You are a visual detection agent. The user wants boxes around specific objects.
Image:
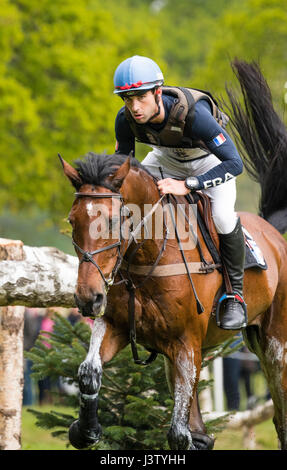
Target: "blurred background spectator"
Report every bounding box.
[23,308,42,405]
[223,334,261,411]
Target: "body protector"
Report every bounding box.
[124,86,229,152]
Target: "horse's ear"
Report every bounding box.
[58,154,83,188]
[109,156,131,191]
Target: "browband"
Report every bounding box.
[74,192,123,199]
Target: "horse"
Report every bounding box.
[60,60,287,451]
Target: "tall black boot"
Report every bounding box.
[217,218,247,330]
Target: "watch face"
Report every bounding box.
[185,176,198,190]
[186,177,195,188]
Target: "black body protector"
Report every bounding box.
[124,86,229,150]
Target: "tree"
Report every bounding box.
[2,0,287,225]
[0,0,163,218]
[0,239,25,450]
[191,0,287,107]
[154,0,240,84]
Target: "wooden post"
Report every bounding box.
[213,357,224,412]
[242,424,256,449]
[199,366,213,412]
[0,238,25,450]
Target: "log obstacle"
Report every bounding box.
[0,242,78,307]
[206,399,274,429]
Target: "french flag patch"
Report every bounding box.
[213,133,226,146]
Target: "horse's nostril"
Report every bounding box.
[74,292,105,317]
[93,293,104,309]
[74,293,94,317]
[74,293,82,309]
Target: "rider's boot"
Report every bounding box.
[218,218,247,330]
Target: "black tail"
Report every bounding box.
[225,59,287,233]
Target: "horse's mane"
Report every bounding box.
[73,152,148,191]
[224,59,287,223]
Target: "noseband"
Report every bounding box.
[72,192,127,289]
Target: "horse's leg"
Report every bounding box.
[164,356,214,450]
[69,316,128,449]
[244,299,287,449]
[164,345,203,450]
[189,393,215,450]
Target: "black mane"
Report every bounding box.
[73,152,145,191]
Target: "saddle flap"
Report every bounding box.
[196,192,220,252]
[185,192,221,269]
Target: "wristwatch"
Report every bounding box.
[184,176,200,191]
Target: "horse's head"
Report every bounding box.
[60,153,155,318]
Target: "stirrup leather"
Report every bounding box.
[215,291,247,328]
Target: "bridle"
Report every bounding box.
[72,192,128,290]
[72,190,166,289]
[71,189,166,366]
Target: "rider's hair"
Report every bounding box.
[120,87,159,101]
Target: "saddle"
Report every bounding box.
[186,192,221,268]
[188,191,267,273]
[122,191,267,279]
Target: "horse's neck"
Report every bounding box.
[124,168,167,260]
[126,167,160,205]
[124,171,201,264]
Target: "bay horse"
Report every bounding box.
[60,61,287,450]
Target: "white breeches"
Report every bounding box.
[141,151,238,235]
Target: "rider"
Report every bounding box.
[113,55,247,330]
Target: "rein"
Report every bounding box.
[123,196,169,365]
[159,167,206,314]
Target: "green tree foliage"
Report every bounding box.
[26,313,238,450]
[1,0,287,223]
[154,0,240,84]
[191,0,287,103]
[0,0,162,217]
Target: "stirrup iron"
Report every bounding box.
[215,291,247,329]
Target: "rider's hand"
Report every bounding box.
[157,178,191,196]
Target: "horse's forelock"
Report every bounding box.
[72,152,151,191]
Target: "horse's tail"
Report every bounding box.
[225,59,287,233]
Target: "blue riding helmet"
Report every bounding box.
[113,55,164,96]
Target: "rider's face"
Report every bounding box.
[123,90,160,124]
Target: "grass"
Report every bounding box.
[212,371,279,450]
[214,419,278,450]
[22,405,74,451]
[22,405,278,451]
